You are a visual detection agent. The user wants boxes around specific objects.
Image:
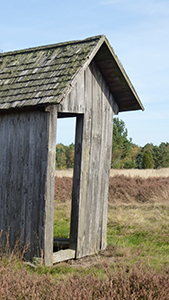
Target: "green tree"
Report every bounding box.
[123,158,137,169]
[152,145,161,169]
[111,118,133,169]
[142,150,155,169]
[136,152,143,169]
[149,143,169,169]
[142,143,154,153]
[158,142,169,168]
[56,143,67,169]
[56,143,75,169]
[65,143,75,168]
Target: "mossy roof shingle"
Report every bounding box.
[0,35,144,112]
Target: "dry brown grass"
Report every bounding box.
[109,168,169,178]
[0,259,169,299]
[108,175,169,204]
[55,168,169,178]
[54,176,72,203]
[54,175,169,204]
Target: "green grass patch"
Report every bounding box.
[53,220,70,238]
[53,199,169,270]
[107,203,169,269]
[53,200,71,238]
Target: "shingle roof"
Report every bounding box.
[0,35,144,111]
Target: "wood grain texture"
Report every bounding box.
[44,105,57,266]
[67,61,116,258]
[0,57,118,265]
[53,249,75,264]
[0,107,57,263]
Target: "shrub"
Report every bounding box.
[142,151,155,169]
[0,260,169,299]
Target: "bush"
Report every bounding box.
[108,175,169,204]
[54,175,169,204]
[142,151,155,169]
[123,159,137,169]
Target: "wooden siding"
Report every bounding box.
[63,61,118,258]
[0,108,57,263]
[44,106,57,265]
[58,70,85,114]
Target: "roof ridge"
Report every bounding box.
[0,35,103,57]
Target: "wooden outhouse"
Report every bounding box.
[0,35,144,265]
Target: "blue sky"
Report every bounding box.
[1,0,169,146]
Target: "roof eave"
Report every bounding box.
[90,35,144,112]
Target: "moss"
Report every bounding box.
[0,38,98,110]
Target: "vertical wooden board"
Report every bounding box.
[87,61,102,254]
[0,117,5,232]
[44,106,57,266]
[99,90,114,250]
[58,70,85,114]
[0,115,8,235]
[68,82,77,112]
[97,71,108,250]
[75,65,93,258]
[76,70,85,112]
[25,114,37,256]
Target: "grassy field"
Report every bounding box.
[1,174,169,299]
[54,175,169,270]
[107,203,169,270]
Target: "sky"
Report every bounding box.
[1,0,169,147]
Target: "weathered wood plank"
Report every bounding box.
[0,54,118,265]
[74,64,93,258]
[58,69,85,114]
[0,109,52,261]
[53,249,75,264]
[99,84,114,250]
[70,114,83,251]
[44,105,57,266]
[75,61,116,258]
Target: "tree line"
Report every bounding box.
[56,118,169,169]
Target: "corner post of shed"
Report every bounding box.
[44,105,58,266]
